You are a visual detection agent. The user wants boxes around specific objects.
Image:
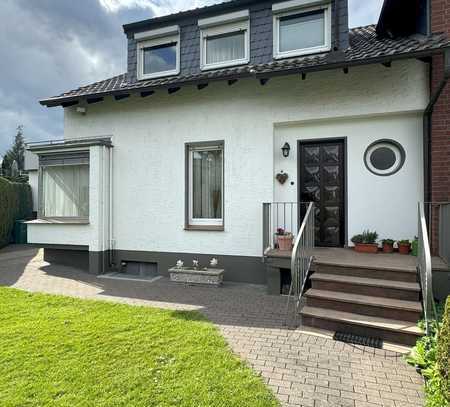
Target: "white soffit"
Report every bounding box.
[134,25,180,41]
[198,9,249,28]
[272,0,331,13]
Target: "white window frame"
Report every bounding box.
[39,162,90,221]
[199,13,250,71]
[273,2,331,60]
[136,27,180,80]
[188,144,224,227]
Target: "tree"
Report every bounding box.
[1,125,25,173]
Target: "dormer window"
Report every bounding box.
[135,25,180,80]
[199,10,250,70]
[273,0,331,59]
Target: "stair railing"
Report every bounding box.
[284,202,315,325]
[417,202,437,335]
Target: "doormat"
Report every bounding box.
[333,331,383,349]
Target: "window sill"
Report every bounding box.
[273,45,331,60]
[184,225,224,232]
[137,69,180,81]
[200,58,249,71]
[26,219,90,225]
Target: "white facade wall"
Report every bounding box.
[30,60,429,257]
[274,114,424,242]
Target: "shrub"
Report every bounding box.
[436,298,449,403]
[0,177,32,248]
[406,296,450,406]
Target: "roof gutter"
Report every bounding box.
[423,48,450,203]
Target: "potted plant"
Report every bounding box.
[351,230,379,253]
[276,228,294,251]
[381,238,395,253]
[397,239,411,255]
[411,237,418,257]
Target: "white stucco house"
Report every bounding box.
[26,0,449,291]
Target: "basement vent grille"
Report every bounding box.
[333,331,383,349]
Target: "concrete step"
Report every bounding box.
[301,306,423,346]
[310,273,420,301]
[314,262,418,283]
[305,289,422,322]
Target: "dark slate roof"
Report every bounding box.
[123,0,256,33]
[41,25,450,107]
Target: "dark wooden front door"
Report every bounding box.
[298,140,345,247]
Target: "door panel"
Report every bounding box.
[299,140,345,247]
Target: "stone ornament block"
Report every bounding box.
[168,267,224,287]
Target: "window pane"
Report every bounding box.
[192,149,222,219]
[279,10,325,52]
[206,31,245,65]
[143,43,177,75]
[43,165,89,217]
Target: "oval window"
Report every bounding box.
[364,140,405,176]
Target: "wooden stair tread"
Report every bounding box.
[313,260,417,273]
[305,289,422,312]
[301,306,422,336]
[310,273,420,291]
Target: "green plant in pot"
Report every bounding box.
[411,236,419,257]
[381,238,395,253]
[397,239,411,255]
[351,230,379,254]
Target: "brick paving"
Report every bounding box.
[0,246,424,407]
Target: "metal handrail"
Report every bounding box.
[262,201,309,258]
[417,202,437,335]
[285,202,315,325]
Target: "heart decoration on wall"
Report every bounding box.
[276,172,289,185]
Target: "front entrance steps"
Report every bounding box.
[301,259,423,346]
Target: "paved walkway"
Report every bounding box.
[0,246,424,407]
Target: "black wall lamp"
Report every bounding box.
[281,142,290,158]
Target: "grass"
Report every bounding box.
[0,287,279,407]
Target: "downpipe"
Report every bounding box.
[108,146,115,269]
[423,49,450,204]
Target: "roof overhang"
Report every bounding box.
[39,46,448,108]
[27,137,113,153]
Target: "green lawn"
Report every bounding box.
[0,288,278,407]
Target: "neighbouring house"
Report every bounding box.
[25,0,450,344]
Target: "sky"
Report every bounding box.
[0,0,384,157]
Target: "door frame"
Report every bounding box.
[297,137,348,247]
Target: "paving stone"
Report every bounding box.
[0,246,425,407]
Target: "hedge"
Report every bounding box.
[0,177,32,248]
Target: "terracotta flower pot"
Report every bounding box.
[398,243,411,255]
[354,243,379,254]
[277,235,293,251]
[382,243,394,253]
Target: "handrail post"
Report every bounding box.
[284,202,315,325]
[262,203,271,257]
[417,202,435,335]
